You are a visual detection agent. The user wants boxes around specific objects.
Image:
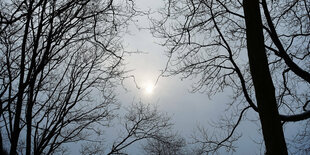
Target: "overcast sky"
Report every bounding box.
[90,0,308,154]
[112,0,263,154]
[1,0,304,154]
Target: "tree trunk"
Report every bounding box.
[243,0,288,154]
[10,0,33,153]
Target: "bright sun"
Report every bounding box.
[144,83,154,94]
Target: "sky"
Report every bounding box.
[112,0,263,154]
[61,0,304,154]
[0,0,305,154]
[65,0,307,154]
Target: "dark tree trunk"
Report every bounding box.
[10,0,33,153]
[243,0,288,154]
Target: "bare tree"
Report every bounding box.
[0,0,137,154]
[77,102,183,155]
[105,102,174,155]
[143,132,187,155]
[151,0,309,153]
[243,1,286,153]
[80,141,106,155]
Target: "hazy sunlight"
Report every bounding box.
[144,82,155,95]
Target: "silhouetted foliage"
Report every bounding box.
[151,0,309,153]
[76,102,181,155]
[107,102,174,155]
[143,132,187,155]
[0,0,137,154]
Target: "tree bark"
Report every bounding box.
[10,0,34,154]
[243,0,288,154]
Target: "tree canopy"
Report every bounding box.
[0,0,309,154]
[151,0,309,153]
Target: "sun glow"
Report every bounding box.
[144,83,155,95]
